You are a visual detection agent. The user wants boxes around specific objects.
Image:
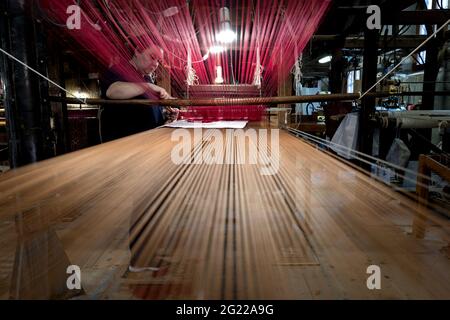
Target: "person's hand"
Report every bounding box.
[149,84,174,100]
[163,107,180,123]
[158,88,173,100]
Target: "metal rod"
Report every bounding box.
[48,91,450,107]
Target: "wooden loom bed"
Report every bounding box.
[0,125,449,300]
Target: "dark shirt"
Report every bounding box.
[100,69,165,142]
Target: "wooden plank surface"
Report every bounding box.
[0,127,449,299]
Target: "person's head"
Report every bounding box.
[131,46,164,74]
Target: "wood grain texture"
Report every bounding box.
[0,127,449,299]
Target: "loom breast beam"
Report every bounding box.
[0,127,449,299]
[49,91,450,107]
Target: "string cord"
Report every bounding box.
[287,127,442,189]
[360,19,450,100]
[0,47,87,105]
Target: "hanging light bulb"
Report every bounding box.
[217,7,236,43]
[215,66,224,84]
[217,29,236,43]
[318,55,332,64]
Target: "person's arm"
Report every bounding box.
[106,82,173,100]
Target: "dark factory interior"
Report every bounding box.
[0,0,449,301]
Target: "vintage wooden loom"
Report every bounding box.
[0,0,449,300]
[0,85,449,300]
